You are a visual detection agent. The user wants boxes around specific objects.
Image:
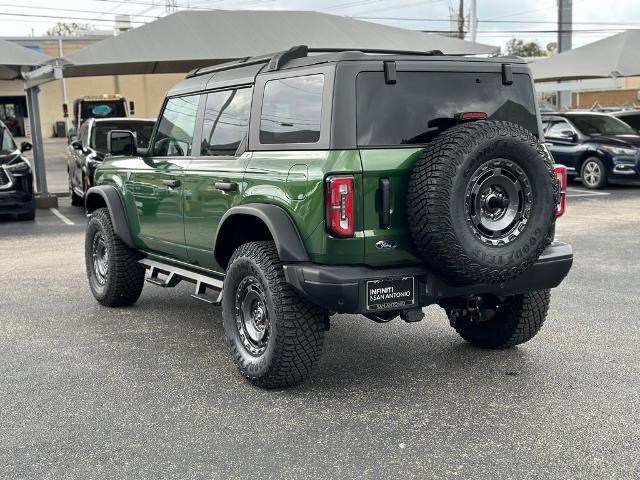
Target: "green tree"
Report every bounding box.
[504,38,548,57]
[45,22,91,37]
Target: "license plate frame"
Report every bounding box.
[365,276,416,311]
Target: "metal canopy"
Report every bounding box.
[0,38,51,80]
[531,30,640,82]
[60,10,498,77]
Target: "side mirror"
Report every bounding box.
[560,130,578,142]
[71,140,83,151]
[108,130,137,156]
[20,141,32,153]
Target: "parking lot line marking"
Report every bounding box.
[49,208,75,225]
[566,188,611,198]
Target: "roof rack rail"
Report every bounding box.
[186,45,446,78]
[268,45,309,71]
[307,47,444,56]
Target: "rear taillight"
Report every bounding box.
[553,165,567,217]
[326,175,355,237]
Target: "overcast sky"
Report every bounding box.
[2,0,639,51]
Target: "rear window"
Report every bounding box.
[80,100,126,120]
[356,71,538,146]
[260,74,324,144]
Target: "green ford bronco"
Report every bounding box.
[84,46,573,389]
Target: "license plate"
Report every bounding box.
[366,277,415,311]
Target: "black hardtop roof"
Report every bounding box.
[167,45,526,97]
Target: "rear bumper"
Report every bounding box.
[283,242,573,314]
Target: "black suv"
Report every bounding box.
[0,120,34,221]
[542,112,640,189]
[68,117,155,205]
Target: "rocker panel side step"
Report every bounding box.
[139,258,224,305]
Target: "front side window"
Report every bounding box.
[78,123,89,146]
[0,126,16,154]
[546,120,574,138]
[153,95,200,156]
[260,74,324,144]
[200,88,251,156]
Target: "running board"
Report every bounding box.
[139,258,223,305]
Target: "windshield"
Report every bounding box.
[0,125,17,155]
[91,121,155,153]
[569,115,636,136]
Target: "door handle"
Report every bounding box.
[162,179,181,188]
[214,182,238,191]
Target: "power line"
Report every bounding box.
[0,3,161,20]
[0,12,149,25]
[353,16,640,26]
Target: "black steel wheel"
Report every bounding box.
[465,159,533,246]
[91,231,109,286]
[222,241,326,389]
[234,276,270,356]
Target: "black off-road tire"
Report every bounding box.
[222,241,326,389]
[17,199,36,221]
[85,207,145,307]
[407,121,557,284]
[451,290,551,349]
[70,179,84,206]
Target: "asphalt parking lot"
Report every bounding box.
[1,145,639,479]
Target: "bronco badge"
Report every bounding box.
[375,239,397,250]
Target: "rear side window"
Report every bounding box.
[617,114,640,131]
[356,71,538,146]
[153,95,199,156]
[260,74,324,144]
[200,88,251,156]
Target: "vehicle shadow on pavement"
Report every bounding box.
[108,290,543,397]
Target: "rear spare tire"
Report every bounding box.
[407,121,557,284]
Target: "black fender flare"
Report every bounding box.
[214,204,310,265]
[85,185,135,248]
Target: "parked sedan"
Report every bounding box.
[0,120,34,221]
[542,112,640,189]
[68,117,155,205]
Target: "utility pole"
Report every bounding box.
[557,0,572,108]
[469,0,477,42]
[458,0,465,39]
[58,38,69,135]
[165,0,178,14]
